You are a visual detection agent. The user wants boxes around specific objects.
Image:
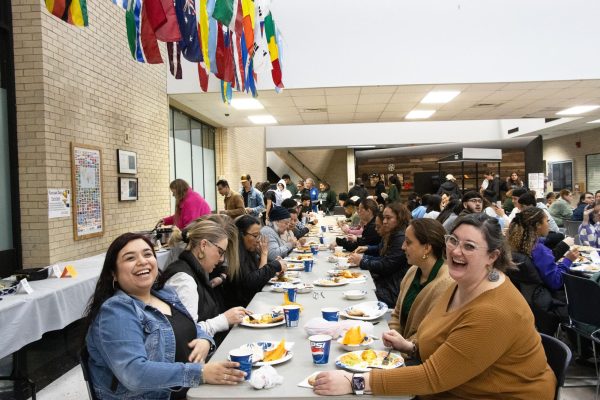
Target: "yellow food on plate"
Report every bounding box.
[263,340,287,362]
[361,349,377,362]
[340,352,362,366]
[246,314,284,325]
[295,254,313,260]
[342,326,366,345]
[347,308,366,317]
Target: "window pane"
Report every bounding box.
[173,111,192,185]
[202,125,216,210]
[0,88,12,250]
[191,120,204,196]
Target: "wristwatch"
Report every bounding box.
[351,373,365,395]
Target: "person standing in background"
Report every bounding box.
[318,181,337,214]
[506,171,525,191]
[305,178,320,212]
[216,179,246,219]
[282,174,297,197]
[159,179,211,230]
[240,174,265,218]
[374,175,386,205]
[387,175,400,203]
[348,178,368,201]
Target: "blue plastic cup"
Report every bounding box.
[310,244,319,255]
[320,225,326,232]
[319,236,325,244]
[285,287,298,303]
[228,348,253,380]
[303,259,314,272]
[309,334,332,364]
[321,307,340,322]
[283,305,301,327]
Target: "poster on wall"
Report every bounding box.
[48,189,71,218]
[528,172,545,197]
[71,143,104,240]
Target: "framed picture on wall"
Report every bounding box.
[117,149,137,174]
[71,143,104,240]
[119,177,138,201]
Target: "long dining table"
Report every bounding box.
[187,217,412,400]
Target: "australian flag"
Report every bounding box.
[175,0,202,62]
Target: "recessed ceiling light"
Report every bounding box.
[556,105,600,115]
[405,110,436,119]
[420,90,461,104]
[230,98,264,110]
[248,115,277,124]
[587,119,600,124]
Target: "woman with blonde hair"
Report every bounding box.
[160,179,211,229]
[163,220,247,344]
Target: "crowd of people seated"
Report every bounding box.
[83,173,599,399]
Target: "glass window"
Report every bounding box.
[548,161,572,191]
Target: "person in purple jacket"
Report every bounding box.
[160,179,212,229]
[508,207,579,290]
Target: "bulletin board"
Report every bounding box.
[71,143,104,240]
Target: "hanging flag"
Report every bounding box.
[252,16,270,74]
[140,0,163,63]
[240,0,254,52]
[167,42,183,78]
[143,0,167,32]
[263,12,282,88]
[207,0,218,74]
[175,0,202,62]
[111,0,129,9]
[232,31,244,91]
[212,0,233,26]
[245,58,257,97]
[220,80,232,104]
[198,0,210,71]
[230,0,242,36]
[198,63,209,91]
[45,0,88,27]
[125,0,162,63]
[154,0,182,42]
[222,29,235,83]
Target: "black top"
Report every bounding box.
[242,189,250,206]
[336,217,381,252]
[165,305,196,400]
[165,305,196,363]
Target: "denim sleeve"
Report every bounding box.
[531,242,571,291]
[250,192,265,215]
[97,300,202,391]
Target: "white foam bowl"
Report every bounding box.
[343,290,367,300]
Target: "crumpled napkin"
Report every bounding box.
[249,365,283,389]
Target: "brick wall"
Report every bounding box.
[13,0,170,266]
[544,128,600,195]
[215,126,266,211]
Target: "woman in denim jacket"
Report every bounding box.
[83,233,245,400]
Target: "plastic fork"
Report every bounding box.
[381,348,393,366]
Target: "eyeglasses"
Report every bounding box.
[244,232,262,240]
[207,241,226,257]
[444,234,488,254]
[467,198,483,204]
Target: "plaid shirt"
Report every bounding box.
[578,222,600,248]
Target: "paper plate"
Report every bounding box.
[340,301,388,321]
[335,350,403,372]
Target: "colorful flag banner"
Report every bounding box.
[263,12,282,88]
[45,0,89,27]
[167,42,183,79]
[176,0,202,62]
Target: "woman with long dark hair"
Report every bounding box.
[335,198,381,252]
[159,179,211,229]
[348,202,411,307]
[82,233,244,399]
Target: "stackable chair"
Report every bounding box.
[540,333,572,400]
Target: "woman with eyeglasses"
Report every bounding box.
[388,219,453,363]
[314,214,555,398]
[223,215,288,309]
[83,233,245,400]
[163,220,248,344]
[348,202,410,308]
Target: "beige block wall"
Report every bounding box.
[13,0,170,266]
[215,126,266,211]
[543,128,600,195]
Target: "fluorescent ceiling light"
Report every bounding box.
[405,110,436,119]
[248,115,277,124]
[587,119,600,124]
[556,105,600,115]
[421,90,461,104]
[230,98,264,110]
[348,145,376,149]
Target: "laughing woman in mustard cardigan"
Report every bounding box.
[388,218,453,360]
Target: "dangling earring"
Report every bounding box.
[196,249,205,260]
[112,280,117,290]
[487,267,500,282]
[421,253,428,260]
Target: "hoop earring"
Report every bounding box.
[196,250,205,260]
[487,267,500,282]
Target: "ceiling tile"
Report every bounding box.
[384,102,417,112]
[267,106,300,115]
[355,104,386,113]
[293,96,327,107]
[327,104,356,113]
[353,112,381,121]
[482,90,529,101]
[389,92,426,103]
[300,112,328,122]
[358,93,393,105]
[324,87,361,95]
[260,97,295,107]
[290,88,326,96]
[326,94,359,105]
[360,86,398,94]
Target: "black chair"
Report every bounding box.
[540,333,572,400]
[563,220,581,244]
[80,347,99,400]
[562,272,600,396]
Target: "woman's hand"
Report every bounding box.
[258,236,268,256]
[347,234,357,243]
[382,330,411,352]
[157,218,164,227]
[565,248,580,262]
[312,370,353,396]
[354,245,367,253]
[348,253,363,265]
[187,339,212,363]
[341,225,350,234]
[277,259,288,274]
[203,361,246,385]
[223,306,247,326]
[583,207,594,222]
